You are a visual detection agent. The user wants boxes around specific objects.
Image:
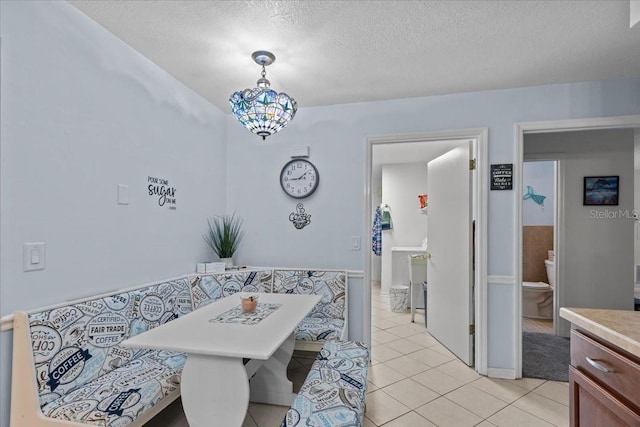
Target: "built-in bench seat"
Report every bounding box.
[281,340,370,427]
[273,269,348,351]
[9,267,350,426]
[10,277,193,427]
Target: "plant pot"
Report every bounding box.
[220,257,233,270]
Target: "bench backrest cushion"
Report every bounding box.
[189,270,273,310]
[27,278,192,407]
[273,270,346,320]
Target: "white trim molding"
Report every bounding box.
[487,275,515,285]
[486,367,516,380]
[0,314,14,332]
[347,270,364,278]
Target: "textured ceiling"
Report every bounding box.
[69,1,640,113]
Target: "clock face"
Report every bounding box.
[280,159,319,199]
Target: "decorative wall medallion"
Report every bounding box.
[289,203,311,229]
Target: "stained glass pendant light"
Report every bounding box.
[229,51,297,140]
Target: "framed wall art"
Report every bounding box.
[583,175,619,206]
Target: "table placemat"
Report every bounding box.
[209,303,282,325]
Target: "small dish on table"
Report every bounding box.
[240,294,259,313]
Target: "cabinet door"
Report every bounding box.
[570,366,640,427]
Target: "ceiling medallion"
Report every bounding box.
[229,51,298,140]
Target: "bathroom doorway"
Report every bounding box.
[521,160,557,336]
[514,115,640,379]
[519,158,569,382]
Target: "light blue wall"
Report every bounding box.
[0,2,227,425]
[523,161,555,226]
[226,79,640,370]
[1,2,639,425]
[227,80,640,273]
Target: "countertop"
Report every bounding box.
[559,307,640,357]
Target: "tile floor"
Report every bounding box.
[147,283,570,426]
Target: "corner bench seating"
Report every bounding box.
[191,268,348,351]
[10,267,349,426]
[281,340,370,427]
[10,277,193,427]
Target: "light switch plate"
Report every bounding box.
[23,242,46,271]
[117,184,129,205]
[351,236,361,251]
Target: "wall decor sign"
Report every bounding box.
[490,164,513,190]
[147,176,177,210]
[583,175,619,206]
[289,203,311,229]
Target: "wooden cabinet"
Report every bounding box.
[569,329,640,427]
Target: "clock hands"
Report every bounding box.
[291,170,310,181]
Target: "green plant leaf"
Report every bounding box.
[203,212,244,258]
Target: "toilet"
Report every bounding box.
[522,259,555,319]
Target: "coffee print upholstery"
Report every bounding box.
[40,350,185,426]
[26,278,192,423]
[273,270,347,342]
[281,340,369,427]
[189,270,273,309]
[295,318,345,342]
[11,268,353,426]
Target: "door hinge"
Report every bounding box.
[469,324,475,335]
[469,159,476,170]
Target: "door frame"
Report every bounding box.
[363,128,488,373]
[514,115,640,378]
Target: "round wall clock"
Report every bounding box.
[280,159,319,199]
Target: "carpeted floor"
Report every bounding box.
[522,331,570,382]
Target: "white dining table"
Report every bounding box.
[121,292,321,427]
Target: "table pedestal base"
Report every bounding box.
[250,332,296,406]
[181,353,249,427]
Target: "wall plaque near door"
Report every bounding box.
[490,164,513,190]
[583,175,619,205]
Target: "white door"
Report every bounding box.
[426,143,474,365]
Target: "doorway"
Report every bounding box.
[521,159,557,335]
[363,128,488,373]
[514,115,640,378]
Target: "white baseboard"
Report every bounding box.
[486,367,517,379]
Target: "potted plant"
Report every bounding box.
[203,212,244,269]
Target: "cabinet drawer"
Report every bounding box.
[570,366,640,427]
[571,329,640,412]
